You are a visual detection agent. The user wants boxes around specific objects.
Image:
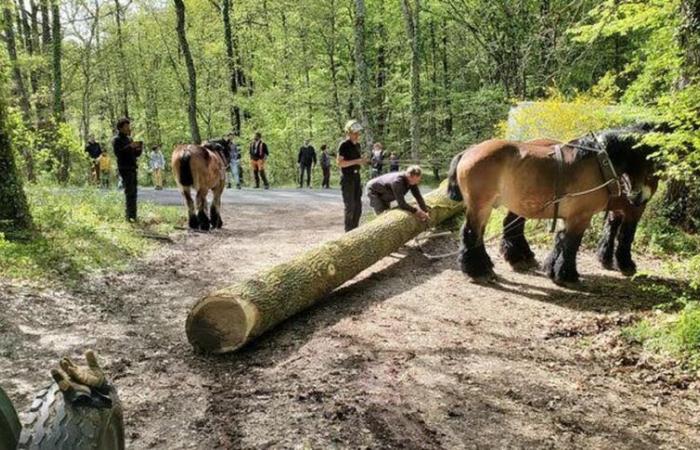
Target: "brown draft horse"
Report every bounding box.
[172,141,230,231]
[522,137,659,276]
[447,124,659,284]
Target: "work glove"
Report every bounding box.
[51,350,113,409]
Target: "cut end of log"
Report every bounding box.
[186,294,259,354]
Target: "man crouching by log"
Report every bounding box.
[366,165,430,221]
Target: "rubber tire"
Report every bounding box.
[0,385,21,450]
[17,383,124,450]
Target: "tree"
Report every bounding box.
[221,0,241,134]
[173,0,201,144]
[401,0,421,160]
[0,41,33,234]
[3,3,32,122]
[352,0,373,149]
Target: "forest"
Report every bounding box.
[1,1,700,448]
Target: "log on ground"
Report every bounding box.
[186,183,463,354]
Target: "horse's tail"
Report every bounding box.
[447,150,465,202]
[179,148,194,187]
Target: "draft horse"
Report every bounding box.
[520,137,659,276]
[447,124,659,284]
[172,141,231,231]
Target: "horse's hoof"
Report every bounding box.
[510,257,538,272]
[600,259,614,270]
[188,215,199,229]
[616,261,637,276]
[552,272,580,285]
[469,271,497,284]
[199,221,211,231]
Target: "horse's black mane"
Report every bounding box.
[566,122,659,165]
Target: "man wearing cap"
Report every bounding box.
[366,165,430,221]
[337,120,367,231]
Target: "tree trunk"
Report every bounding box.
[663,0,700,232]
[186,184,462,353]
[222,0,241,134]
[174,0,201,144]
[50,0,62,122]
[39,0,50,51]
[3,4,32,122]
[375,0,388,141]
[0,49,33,234]
[401,0,421,161]
[113,0,129,118]
[441,18,452,137]
[352,0,373,149]
[28,0,40,95]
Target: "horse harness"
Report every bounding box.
[549,140,622,232]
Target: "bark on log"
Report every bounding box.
[186,183,463,354]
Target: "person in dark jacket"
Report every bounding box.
[389,152,400,172]
[85,135,103,184]
[370,142,385,178]
[297,139,317,188]
[249,131,270,189]
[112,118,143,222]
[337,120,367,232]
[366,165,430,221]
[320,144,332,189]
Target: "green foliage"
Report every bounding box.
[0,187,181,282]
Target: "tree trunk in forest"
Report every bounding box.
[222,0,241,135]
[352,0,373,150]
[174,0,201,144]
[441,19,452,137]
[50,0,62,122]
[401,0,421,161]
[51,0,68,183]
[375,0,388,142]
[114,0,129,119]
[186,183,463,353]
[0,50,33,234]
[3,4,32,122]
[663,0,700,232]
[28,0,39,95]
[39,0,50,51]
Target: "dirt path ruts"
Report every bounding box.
[1,198,698,449]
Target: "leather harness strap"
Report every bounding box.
[551,145,565,232]
[549,141,623,233]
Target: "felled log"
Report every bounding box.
[186,183,463,353]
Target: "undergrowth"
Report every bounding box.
[0,186,182,282]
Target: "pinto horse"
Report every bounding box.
[172,141,230,231]
[447,125,659,284]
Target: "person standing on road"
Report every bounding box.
[297,139,317,188]
[249,131,270,189]
[113,118,143,222]
[366,165,430,221]
[226,133,241,189]
[370,142,385,178]
[337,120,367,232]
[320,144,331,189]
[85,135,103,185]
[149,144,165,190]
[389,152,400,172]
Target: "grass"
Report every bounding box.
[0,186,182,282]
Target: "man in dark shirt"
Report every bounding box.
[337,120,367,232]
[85,135,103,185]
[297,139,317,188]
[112,118,143,222]
[366,165,430,221]
[320,144,332,189]
[249,131,270,189]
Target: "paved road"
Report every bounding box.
[138,186,434,207]
[139,186,345,207]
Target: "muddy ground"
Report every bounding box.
[1,193,699,449]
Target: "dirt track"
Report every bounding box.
[1,193,699,449]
